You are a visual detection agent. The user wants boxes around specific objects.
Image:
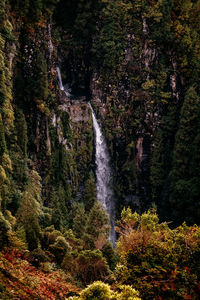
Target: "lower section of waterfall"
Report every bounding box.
[89,103,116,246]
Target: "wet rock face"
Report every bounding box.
[47,23,54,61]
[58,100,90,123]
[87,14,163,212]
[69,102,90,123]
[136,137,143,171]
[8,43,16,73]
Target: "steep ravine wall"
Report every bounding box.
[1,3,95,230]
[2,0,200,232]
[86,8,191,219]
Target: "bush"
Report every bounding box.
[0,212,11,249]
[75,250,110,285]
[49,236,71,264]
[111,285,141,300]
[28,248,49,267]
[115,208,200,299]
[80,281,112,300]
[77,282,141,300]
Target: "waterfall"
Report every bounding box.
[89,104,116,246]
[56,66,71,97]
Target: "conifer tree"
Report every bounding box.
[72,203,87,239]
[28,0,42,22]
[85,202,110,248]
[15,110,28,158]
[84,172,97,211]
[169,87,200,224]
[0,113,6,160]
[16,170,42,250]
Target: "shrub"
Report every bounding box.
[49,236,71,264]
[80,281,112,300]
[28,248,49,267]
[75,250,110,285]
[111,285,141,300]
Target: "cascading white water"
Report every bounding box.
[56,66,64,90]
[56,66,116,244]
[89,104,116,246]
[56,66,71,97]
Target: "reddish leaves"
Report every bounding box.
[0,249,79,299]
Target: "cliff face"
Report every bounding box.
[0,0,200,239]
[0,0,94,235]
[55,0,200,224]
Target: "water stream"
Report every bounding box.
[89,104,116,246]
[56,66,71,97]
[56,67,116,245]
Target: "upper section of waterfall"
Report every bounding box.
[56,66,71,97]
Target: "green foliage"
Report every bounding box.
[15,225,27,249]
[62,249,111,285]
[50,236,71,264]
[92,0,132,78]
[34,49,49,101]
[80,281,112,300]
[72,203,87,239]
[0,212,11,249]
[85,202,110,249]
[71,281,141,300]
[11,0,58,22]
[0,212,26,250]
[16,170,42,250]
[111,285,141,300]
[75,250,110,285]
[50,185,69,229]
[115,208,200,299]
[102,241,118,271]
[0,2,14,134]
[84,172,97,211]
[169,86,200,224]
[28,248,49,267]
[43,0,59,17]
[0,113,10,211]
[0,114,6,159]
[41,226,62,249]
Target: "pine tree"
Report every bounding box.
[150,104,179,221]
[16,170,42,250]
[43,0,59,17]
[85,202,110,248]
[15,110,28,158]
[28,0,42,22]
[0,114,6,160]
[72,203,87,239]
[169,87,200,224]
[84,172,97,211]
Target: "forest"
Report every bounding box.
[0,0,200,299]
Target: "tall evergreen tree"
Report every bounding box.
[169,87,200,224]
[85,202,110,249]
[0,114,6,160]
[84,172,97,212]
[16,170,42,250]
[72,203,87,239]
